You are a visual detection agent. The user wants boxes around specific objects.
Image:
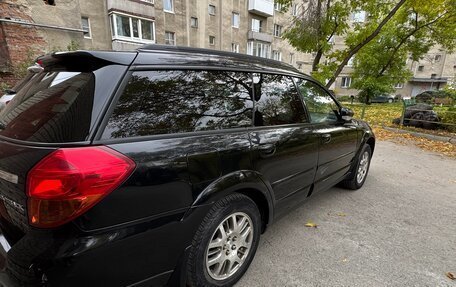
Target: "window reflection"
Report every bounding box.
[254,74,307,126]
[295,79,339,123]
[104,70,254,138]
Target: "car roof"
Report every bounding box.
[135,45,306,77]
[37,46,311,79]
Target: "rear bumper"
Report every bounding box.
[0,204,211,287]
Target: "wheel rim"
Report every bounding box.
[356,151,370,184]
[205,212,254,281]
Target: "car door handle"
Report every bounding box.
[257,143,276,157]
[321,134,331,144]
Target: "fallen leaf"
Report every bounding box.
[337,213,347,217]
[342,258,348,262]
[447,272,455,280]
[305,222,318,228]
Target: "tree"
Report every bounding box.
[280,0,456,91]
[279,0,408,87]
[351,0,456,101]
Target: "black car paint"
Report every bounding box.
[0,47,375,286]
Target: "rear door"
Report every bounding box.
[249,73,319,218]
[294,78,358,193]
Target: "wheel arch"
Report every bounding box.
[189,170,274,232]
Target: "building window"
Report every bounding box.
[341,77,352,88]
[347,57,354,67]
[163,0,173,12]
[81,17,91,39]
[328,35,335,44]
[431,73,437,79]
[273,24,282,37]
[418,65,424,71]
[434,54,442,62]
[110,14,155,43]
[247,41,271,58]
[209,4,216,15]
[274,2,283,11]
[291,3,298,16]
[209,35,216,45]
[289,53,294,65]
[231,43,239,53]
[272,50,282,61]
[251,19,263,32]
[394,83,404,89]
[352,11,366,22]
[232,12,240,28]
[190,17,198,28]
[165,31,175,45]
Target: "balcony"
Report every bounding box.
[248,30,273,43]
[248,0,274,17]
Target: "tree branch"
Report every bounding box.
[377,12,450,76]
[325,0,407,88]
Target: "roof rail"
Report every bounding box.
[137,44,298,71]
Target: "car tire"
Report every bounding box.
[187,193,261,287]
[388,98,393,103]
[340,144,372,190]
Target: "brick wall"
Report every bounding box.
[0,0,46,87]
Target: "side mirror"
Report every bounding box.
[339,107,354,121]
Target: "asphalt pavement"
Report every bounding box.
[237,140,456,287]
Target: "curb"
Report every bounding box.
[382,126,456,144]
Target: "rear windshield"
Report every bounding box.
[0,65,126,143]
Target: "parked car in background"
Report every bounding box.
[0,46,375,287]
[0,65,41,112]
[370,94,395,103]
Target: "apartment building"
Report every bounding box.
[1,0,455,98]
[0,0,110,85]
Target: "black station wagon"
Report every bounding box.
[0,46,375,287]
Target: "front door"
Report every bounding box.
[294,78,358,193]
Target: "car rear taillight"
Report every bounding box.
[26,146,136,228]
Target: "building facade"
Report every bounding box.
[1,0,455,98]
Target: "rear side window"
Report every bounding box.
[102,70,254,139]
[253,73,307,126]
[0,65,126,143]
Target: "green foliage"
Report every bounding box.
[0,82,10,92]
[438,107,456,132]
[66,40,80,51]
[13,49,37,79]
[282,0,456,89]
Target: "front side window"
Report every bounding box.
[295,78,339,123]
[103,71,254,139]
[253,74,307,126]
